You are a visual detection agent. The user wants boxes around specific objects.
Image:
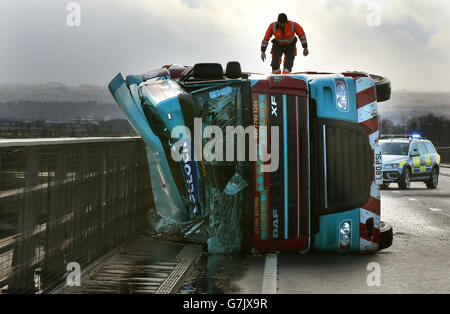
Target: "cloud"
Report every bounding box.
[181,0,202,9]
[0,0,449,92]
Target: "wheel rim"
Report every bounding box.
[405,169,411,188]
[432,169,438,186]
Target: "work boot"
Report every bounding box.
[272,69,281,74]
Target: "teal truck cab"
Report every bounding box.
[108,62,393,254]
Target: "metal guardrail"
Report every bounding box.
[437,147,450,164]
[0,137,153,293]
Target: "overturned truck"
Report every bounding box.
[108,62,393,254]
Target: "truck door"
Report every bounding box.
[249,76,311,252]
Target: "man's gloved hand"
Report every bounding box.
[261,52,266,62]
[303,48,309,57]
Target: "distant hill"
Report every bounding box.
[0,83,125,121]
[0,101,125,121]
[0,82,112,103]
[379,90,450,123]
[0,83,449,122]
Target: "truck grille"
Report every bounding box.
[321,119,372,213]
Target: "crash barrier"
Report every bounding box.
[437,147,450,164]
[0,138,153,293]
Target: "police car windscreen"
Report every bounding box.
[380,142,409,155]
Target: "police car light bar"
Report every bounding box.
[379,134,426,140]
[379,134,411,140]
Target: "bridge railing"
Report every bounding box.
[0,138,153,293]
[437,147,450,164]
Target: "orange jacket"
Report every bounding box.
[261,20,307,52]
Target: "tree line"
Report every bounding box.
[380,113,450,147]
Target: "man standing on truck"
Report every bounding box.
[261,13,309,74]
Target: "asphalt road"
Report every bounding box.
[191,169,450,294]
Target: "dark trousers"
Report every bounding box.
[271,42,296,73]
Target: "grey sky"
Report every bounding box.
[1,0,449,91]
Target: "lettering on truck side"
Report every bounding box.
[272,209,279,239]
[182,140,198,214]
[271,96,278,117]
[374,146,383,184]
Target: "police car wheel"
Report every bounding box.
[369,74,391,103]
[379,221,393,250]
[426,167,439,189]
[398,167,411,190]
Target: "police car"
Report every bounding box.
[379,134,440,189]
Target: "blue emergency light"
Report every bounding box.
[411,133,421,139]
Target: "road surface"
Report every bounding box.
[189,170,450,294]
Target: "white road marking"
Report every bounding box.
[428,208,450,218]
[262,254,278,294]
[408,198,418,201]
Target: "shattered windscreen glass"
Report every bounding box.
[191,84,248,254]
[138,81,249,254]
[140,80,184,104]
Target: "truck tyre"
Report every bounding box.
[379,221,393,250]
[425,167,439,189]
[398,167,411,190]
[225,61,242,79]
[193,63,224,79]
[369,74,391,102]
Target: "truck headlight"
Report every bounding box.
[335,80,348,112]
[339,221,351,249]
[384,163,399,169]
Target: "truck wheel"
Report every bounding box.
[380,182,390,190]
[425,167,439,189]
[379,221,393,250]
[369,74,391,102]
[398,167,411,190]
